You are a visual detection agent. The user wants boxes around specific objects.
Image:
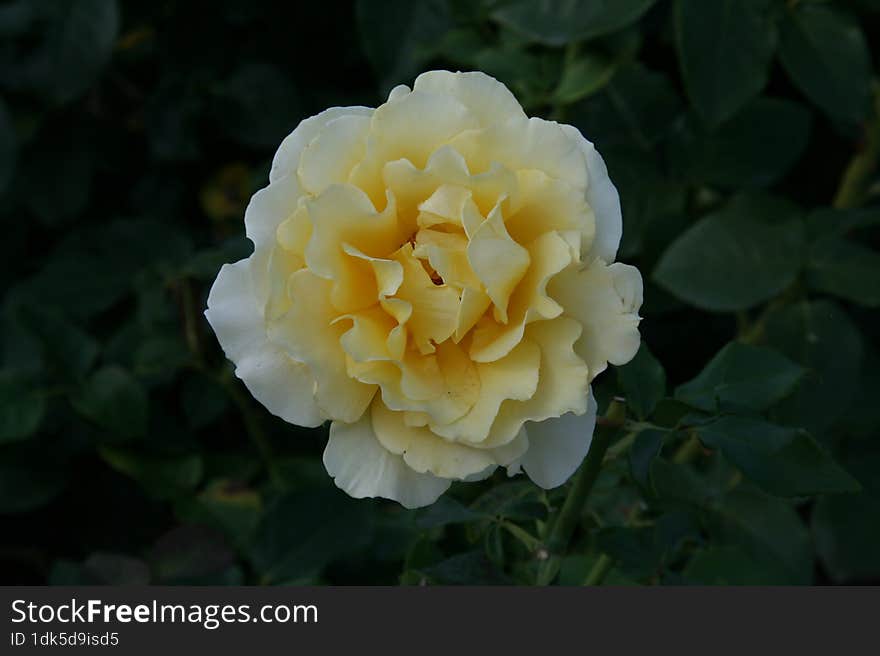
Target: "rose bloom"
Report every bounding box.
[206,71,642,508]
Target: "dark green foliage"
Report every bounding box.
[1,0,879,586]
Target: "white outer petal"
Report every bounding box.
[519,389,598,489]
[269,106,374,184]
[324,415,451,509]
[560,124,622,263]
[205,259,325,427]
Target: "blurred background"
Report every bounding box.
[1,0,879,585]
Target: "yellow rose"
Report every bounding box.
[205,71,643,508]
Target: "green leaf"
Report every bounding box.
[417,495,485,528]
[669,98,811,189]
[685,546,780,585]
[0,99,16,195]
[470,480,548,521]
[805,207,880,241]
[182,373,229,430]
[149,525,235,584]
[617,344,666,419]
[176,480,262,548]
[650,457,713,508]
[249,487,374,584]
[697,416,860,497]
[705,487,813,584]
[0,370,46,444]
[778,3,871,123]
[811,441,880,582]
[675,342,805,413]
[765,300,864,439]
[595,526,658,580]
[653,194,804,312]
[806,236,880,307]
[98,447,203,500]
[675,0,778,125]
[572,64,682,150]
[42,0,120,104]
[72,366,149,440]
[629,428,664,488]
[16,305,99,379]
[491,0,657,47]
[356,0,452,94]
[552,52,618,105]
[212,63,301,148]
[418,550,511,585]
[0,444,70,514]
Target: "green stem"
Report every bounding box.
[833,83,880,210]
[535,403,620,585]
[583,553,614,586]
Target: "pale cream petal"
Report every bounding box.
[372,401,497,480]
[269,269,376,422]
[413,70,527,127]
[243,173,304,308]
[519,389,597,489]
[325,414,450,509]
[270,106,373,184]
[491,426,529,466]
[298,113,372,195]
[205,260,324,427]
[276,204,312,260]
[559,124,622,263]
[549,259,643,380]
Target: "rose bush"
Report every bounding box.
[205,70,642,508]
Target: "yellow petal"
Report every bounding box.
[304,185,403,313]
[297,113,371,195]
[430,339,540,445]
[392,244,460,354]
[549,259,643,380]
[488,316,590,446]
[372,400,496,480]
[466,203,530,323]
[268,269,377,422]
[470,229,572,362]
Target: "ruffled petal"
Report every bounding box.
[205,260,324,427]
[549,259,643,380]
[372,400,497,479]
[269,269,377,422]
[325,414,450,509]
[488,316,590,447]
